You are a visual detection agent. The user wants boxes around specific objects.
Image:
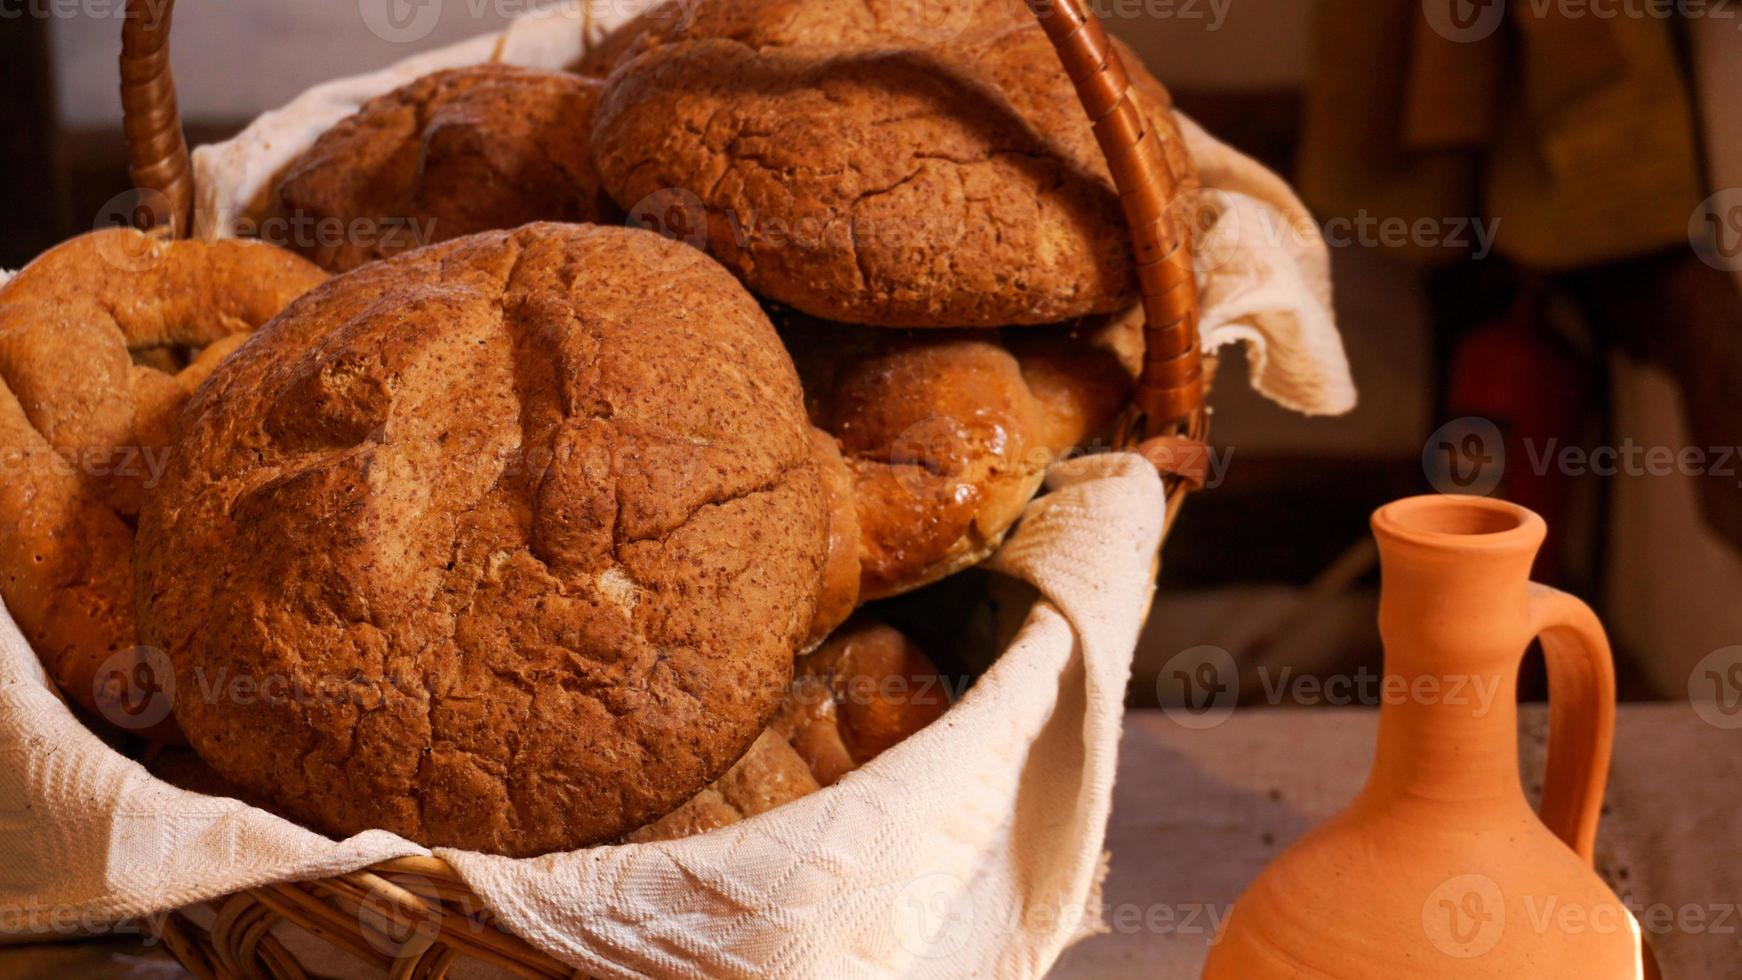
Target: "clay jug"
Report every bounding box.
[1203,495,1645,979]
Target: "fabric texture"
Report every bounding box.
[1,6,1350,977]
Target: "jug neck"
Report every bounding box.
[1365,496,1547,806]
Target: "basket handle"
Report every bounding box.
[1021,0,1205,437]
[118,0,1207,436]
[121,0,193,238]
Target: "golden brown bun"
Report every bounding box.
[590,0,1196,327]
[624,730,822,842]
[631,618,946,841]
[805,427,863,646]
[136,223,828,856]
[784,308,1136,600]
[275,65,616,273]
[775,617,950,786]
[0,229,324,739]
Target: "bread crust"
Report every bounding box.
[629,617,946,842]
[0,229,324,737]
[136,223,828,855]
[276,65,616,273]
[590,0,1197,327]
[783,308,1136,599]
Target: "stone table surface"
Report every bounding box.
[4,705,1737,978]
[1052,704,1742,979]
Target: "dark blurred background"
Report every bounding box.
[5,0,1740,713]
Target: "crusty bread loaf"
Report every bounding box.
[276,65,616,272]
[0,229,324,738]
[590,0,1197,327]
[136,223,829,856]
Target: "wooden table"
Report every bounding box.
[5,706,1736,978]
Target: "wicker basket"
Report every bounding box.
[115,0,1211,976]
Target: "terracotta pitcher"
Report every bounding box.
[1203,495,1645,978]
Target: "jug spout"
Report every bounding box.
[1364,495,1548,810]
[1371,495,1547,674]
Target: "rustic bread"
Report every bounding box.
[784,307,1136,600]
[275,65,615,272]
[0,229,324,737]
[630,618,946,841]
[136,223,829,856]
[773,616,951,786]
[590,0,1197,327]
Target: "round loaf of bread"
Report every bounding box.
[275,65,616,273]
[136,223,828,855]
[590,0,1197,328]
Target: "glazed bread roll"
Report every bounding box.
[0,229,324,738]
[275,64,616,272]
[785,308,1138,601]
[630,618,947,842]
[136,223,829,856]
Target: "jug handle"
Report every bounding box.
[1526,584,1617,863]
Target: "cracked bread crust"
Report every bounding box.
[275,65,616,273]
[136,223,828,856]
[589,0,1197,328]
